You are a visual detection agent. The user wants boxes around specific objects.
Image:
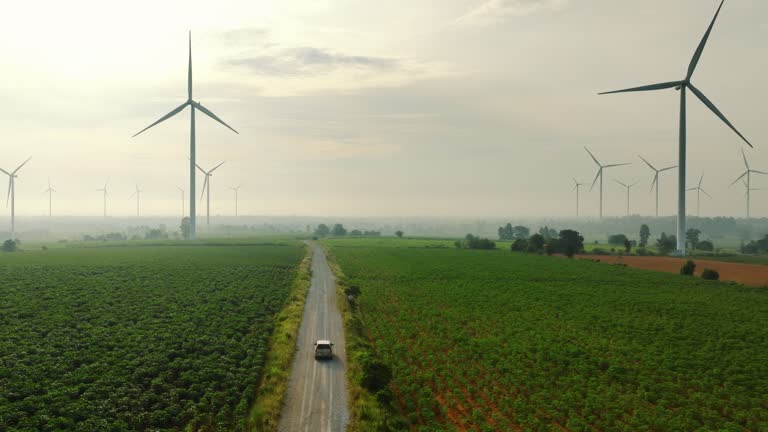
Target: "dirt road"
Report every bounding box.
[278,244,349,431]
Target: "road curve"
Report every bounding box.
[278,243,349,432]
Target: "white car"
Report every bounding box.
[314,340,334,360]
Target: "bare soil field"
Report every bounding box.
[581,255,768,287]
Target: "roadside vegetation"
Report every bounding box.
[328,238,768,431]
[0,240,304,431]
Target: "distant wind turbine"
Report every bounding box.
[96,179,109,219]
[228,185,241,217]
[129,184,143,217]
[178,187,185,219]
[599,0,754,254]
[133,32,238,239]
[614,180,639,216]
[196,161,225,226]
[0,157,32,239]
[43,178,55,218]
[729,149,768,219]
[585,147,630,218]
[572,178,588,217]
[638,156,677,217]
[686,174,711,217]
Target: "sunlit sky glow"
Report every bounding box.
[1,0,767,218]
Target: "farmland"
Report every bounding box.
[328,238,768,431]
[0,240,304,431]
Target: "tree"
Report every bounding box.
[639,224,650,247]
[511,238,528,252]
[315,224,330,237]
[680,260,696,276]
[1,239,17,252]
[395,230,404,238]
[608,234,629,245]
[180,218,192,240]
[656,232,677,255]
[696,240,714,252]
[686,228,702,250]
[538,226,557,240]
[461,234,496,250]
[558,230,584,258]
[331,224,347,236]
[497,223,514,240]
[513,226,530,240]
[349,229,363,236]
[624,239,632,254]
[527,234,545,253]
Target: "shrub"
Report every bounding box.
[696,240,714,252]
[360,359,392,393]
[608,234,629,245]
[592,248,609,256]
[701,269,719,281]
[527,234,545,253]
[680,260,696,276]
[511,239,528,252]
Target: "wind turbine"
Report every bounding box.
[638,156,677,217]
[572,178,588,217]
[599,0,754,255]
[585,147,630,218]
[729,149,768,218]
[96,179,109,219]
[228,184,241,217]
[614,180,639,216]
[0,157,32,239]
[178,187,185,219]
[129,184,143,217]
[196,161,225,226]
[43,179,55,218]
[686,174,711,217]
[133,32,238,240]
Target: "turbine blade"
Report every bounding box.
[686,187,697,191]
[209,161,226,173]
[650,173,658,193]
[741,148,750,170]
[638,155,656,171]
[584,147,601,166]
[699,174,704,187]
[192,101,239,134]
[751,170,768,175]
[590,169,601,192]
[598,81,684,95]
[604,163,631,168]
[12,156,32,175]
[686,0,725,81]
[730,171,748,186]
[195,163,207,174]
[188,31,193,101]
[0,167,10,176]
[688,83,752,147]
[701,189,712,198]
[614,179,628,188]
[660,166,678,172]
[200,175,209,201]
[133,102,189,138]
[6,181,11,207]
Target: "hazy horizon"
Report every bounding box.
[2,0,768,220]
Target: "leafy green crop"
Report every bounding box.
[329,239,768,432]
[0,242,303,431]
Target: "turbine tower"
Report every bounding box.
[614,180,638,216]
[130,184,143,217]
[585,147,630,219]
[43,179,55,218]
[196,161,225,226]
[228,185,241,217]
[96,180,109,219]
[133,32,238,240]
[600,0,753,255]
[729,149,768,218]
[638,156,677,217]
[572,178,588,217]
[686,174,711,217]
[0,157,32,239]
[178,187,185,219]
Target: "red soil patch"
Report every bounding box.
[580,255,768,287]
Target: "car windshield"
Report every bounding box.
[316,344,331,350]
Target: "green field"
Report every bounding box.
[0,240,304,431]
[328,238,768,431]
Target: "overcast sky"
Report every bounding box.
[1,0,767,219]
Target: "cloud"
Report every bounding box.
[455,0,569,26]
[227,46,398,76]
